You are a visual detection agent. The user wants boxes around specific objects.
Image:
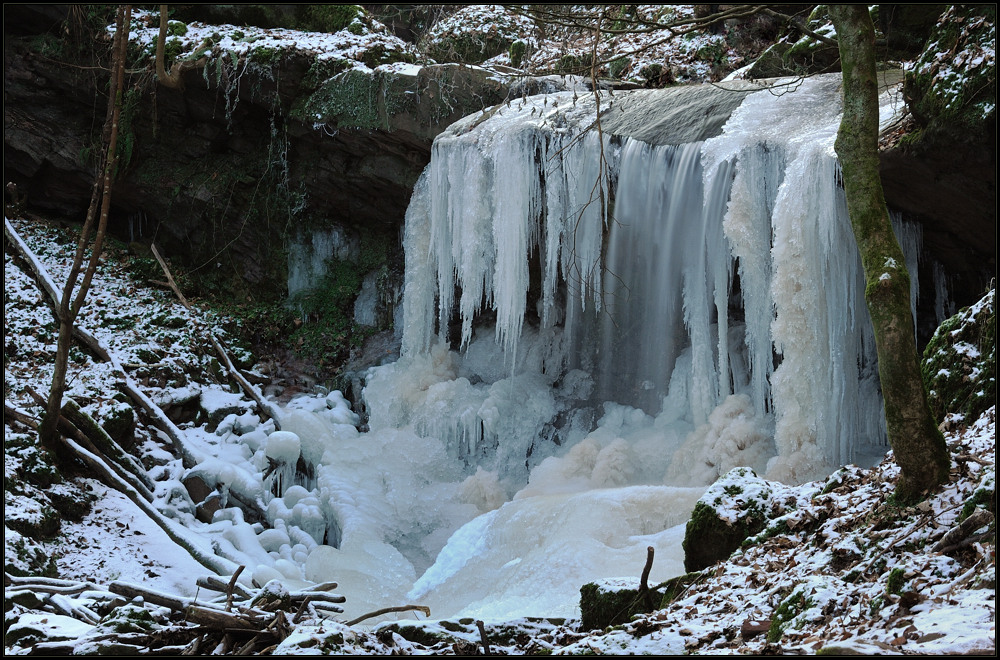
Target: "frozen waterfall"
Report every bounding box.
[192,73,926,622]
[401,73,916,483]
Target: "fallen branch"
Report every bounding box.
[55,435,236,576]
[150,242,282,428]
[933,509,995,553]
[639,545,655,610]
[196,575,255,601]
[24,385,155,502]
[225,565,246,612]
[345,604,431,626]
[61,395,155,497]
[150,243,191,309]
[477,619,492,655]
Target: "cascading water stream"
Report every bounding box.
[193,73,928,621]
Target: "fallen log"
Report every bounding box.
[24,386,153,501]
[60,396,155,499]
[933,508,995,554]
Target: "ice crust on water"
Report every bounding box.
[188,74,925,620]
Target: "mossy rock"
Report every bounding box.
[46,482,96,521]
[903,5,996,145]
[4,492,60,538]
[746,5,840,79]
[921,287,996,424]
[300,4,363,33]
[6,432,61,488]
[960,471,996,521]
[101,401,136,448]
[4,532,58,578]
[683,467,774,572]
[292,68,413,132]
[422,7,529,65]
[96,604,159,634]
[378,621,456,646]
[509,40,528,68]
[579,579,665,631]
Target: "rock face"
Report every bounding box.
[4,20,511,302]
[3,7,994,318]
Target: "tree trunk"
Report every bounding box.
[829,4,950,502]
[38,5,132,448]
[156,5,185,89]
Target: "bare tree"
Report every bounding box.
[38,5,133,449]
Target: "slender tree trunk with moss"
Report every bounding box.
[156,5,185,89]
[38,5,132,449]
[829,4,950,502]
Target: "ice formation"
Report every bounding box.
[189,73,929,621]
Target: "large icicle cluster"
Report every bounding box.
[402,73,917,483]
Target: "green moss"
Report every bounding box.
[378,622,451,646]
[639,63,665,86]
[608,56,631,79]
[579,581,664,631]
[959,477,996,521]
[301,4,362,33]
[6,433,61,488]
[557,54,587,74]
[439,620,472,633]
[4,533,58,578]
[250,46,280,66]
[425,11,524,65]
[47,483,96,521]
[743,518,793,548]
[97,605,159,634]
[723,484,743,497]
[302,58,353,90]
[293,69,399,131]
[903,6,996,142]
[290,258,366,369]
[157,36,184,69]
[921,287,996,423]
[886,567,906,595]
[683,499,767,572]
[509,40,528,68]
[4,493,60,538]
[767,588,813,642]
[167,20,188,37]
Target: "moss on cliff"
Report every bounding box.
[903,6,996,145]
[922,287,996,425]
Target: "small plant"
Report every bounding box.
[167,20,188,37]
[608,56,630,79]
[509,40,527,68]
[886,567,906,595]
[767,588,812,642]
